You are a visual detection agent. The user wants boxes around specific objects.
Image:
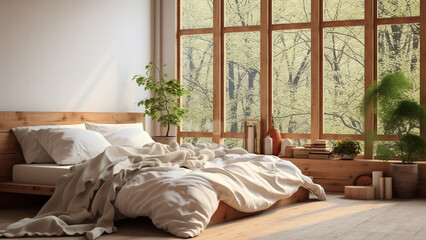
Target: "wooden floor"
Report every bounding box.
[1,193,426,240]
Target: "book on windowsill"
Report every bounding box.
[309,151,332,155]
[310,147,331,151]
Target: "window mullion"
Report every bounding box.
[259,0,270,152]
[421,0,426,160]
[213,0,223,144]
[364,0,375,159]
[311,0,321,141]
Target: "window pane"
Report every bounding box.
[323,0,364,21]
[323,26,365,135]
[181,34,214,132]
[182,137,212,146]
[225,32,260,133]
[273,0,311,24]
[378,0,420,18]
[377,24,420,134]
[224,138,244,149]
[225,0,260,27]
[273,30,311,134]
[181,0,213,29]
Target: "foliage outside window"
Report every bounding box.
[178,0,424,154]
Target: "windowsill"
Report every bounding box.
[281,157,426,165]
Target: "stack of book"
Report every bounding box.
[292,147,311,158]
[292,140,333,159]
[307,140,333,159]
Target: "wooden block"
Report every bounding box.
[344,186,374,200]
[285,145,296,158]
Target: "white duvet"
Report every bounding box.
[115,143,326,237]
[0,142,325,239]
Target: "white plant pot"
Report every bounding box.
[152,136,177,145]
[339,154,355,160]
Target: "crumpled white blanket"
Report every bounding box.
[115,142,326,237]
[0,142,325,239]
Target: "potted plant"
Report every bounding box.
[332,139,361,160]
[363,71,426,198]
[133,62,189,144]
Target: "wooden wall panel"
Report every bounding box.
[0,112,144,130]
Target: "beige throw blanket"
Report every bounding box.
[0,143,211,239]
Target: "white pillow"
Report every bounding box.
[104,128,154,147]
[12,124,86,164]
[33,128,111,165]
[85,122,144,136]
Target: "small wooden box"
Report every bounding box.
[344,186,374,200]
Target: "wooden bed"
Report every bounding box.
[0,111,309,226]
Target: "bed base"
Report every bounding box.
[209,187,309,225]
[0,180,309,225]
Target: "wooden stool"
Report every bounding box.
[344,186,374,200]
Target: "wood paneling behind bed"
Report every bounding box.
[0,111,145,182]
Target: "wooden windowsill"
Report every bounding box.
[281,157,426,165]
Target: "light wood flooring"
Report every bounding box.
[1,193,425,240]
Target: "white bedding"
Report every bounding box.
[13,164,72,185]
[0,142,325,239]
[115,144,326,237]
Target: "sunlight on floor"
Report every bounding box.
[198,195,398,240]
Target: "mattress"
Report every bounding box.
[12,164,72,185]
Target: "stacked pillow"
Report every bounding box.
[13,124,87,164]
[13,122,153,165]
[85,122,154,148]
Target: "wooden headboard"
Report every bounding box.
[0,111,145,182]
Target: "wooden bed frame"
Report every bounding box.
[0,111,309,225]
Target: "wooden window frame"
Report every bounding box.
[177,0,426,159]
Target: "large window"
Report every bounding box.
[177,0,425,157]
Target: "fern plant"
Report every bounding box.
[133,62,189,136]
[363,71,426,163]
[333,139,361,157]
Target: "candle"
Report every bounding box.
[385,177,392,200]
[247,126,255,153]
[281,138,293,157]
[264,135,273,155]
[372,171,383,199]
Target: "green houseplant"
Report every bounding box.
[333,139,361,160]
[363,71,426,198]
[133,62,189,143]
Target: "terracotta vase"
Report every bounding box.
[390,163,418,198]
[268,128,282,156]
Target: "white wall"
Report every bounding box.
[0,0,152,132]
[153,0,176,136]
